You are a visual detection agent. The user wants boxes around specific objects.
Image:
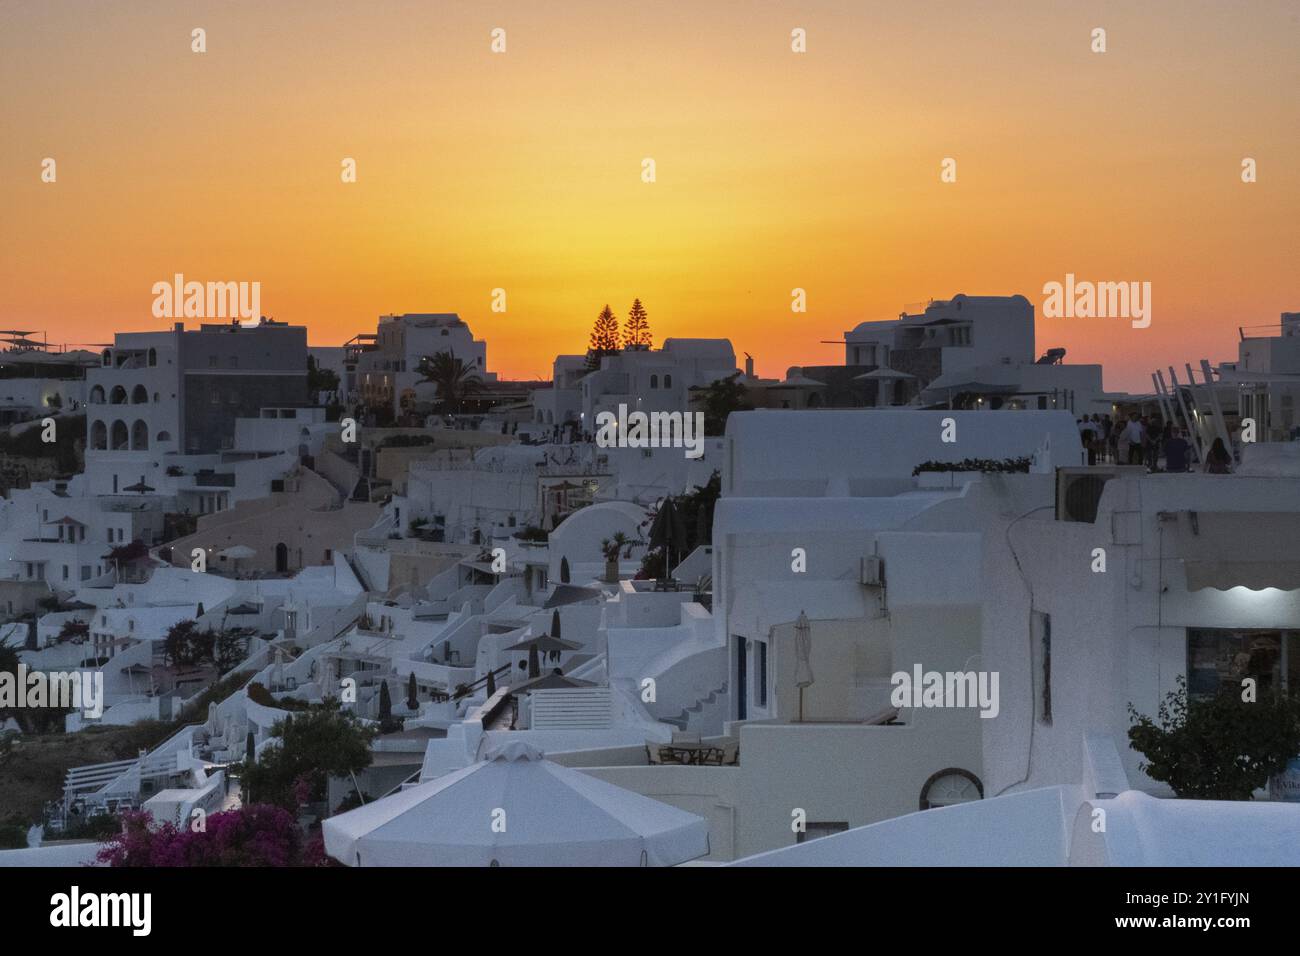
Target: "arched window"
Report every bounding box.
[89,385,105,404]
[101,349,112,367]
[663,374,672,388]
[110,420,129,450]
[156,430,171,443]
[90,420,107,450]
[109,386,127,405]
[147,348,157,367]
[131,384,148,404]
[649,375,659,389]
[131,420,149,450]
[919,769,983,810]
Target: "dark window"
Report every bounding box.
[1037,612,1052,724]
[758,640,768,708]
[797,822,849,844]
[736,636,748,720]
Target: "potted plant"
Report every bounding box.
[600,533,635,583]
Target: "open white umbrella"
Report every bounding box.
[322,739,710,866]
[855,368,915,407]
[218,545,256,560]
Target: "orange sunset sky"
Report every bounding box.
[2,0,1297,391]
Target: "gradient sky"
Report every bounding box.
[2,0,1297,390]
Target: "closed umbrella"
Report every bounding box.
[648,497,689,584]
[322,739,710,866]
[794,610,814,722]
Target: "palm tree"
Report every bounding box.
[418,351,483,414]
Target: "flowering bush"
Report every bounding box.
[912,457,1032,476]
[96,804,317,867]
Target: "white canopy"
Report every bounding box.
[322,740,710,866]
[218,545,256,560]
[1174,510,1300,591]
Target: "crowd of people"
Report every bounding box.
[1076,411,1234,473]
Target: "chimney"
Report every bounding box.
[744,352,754,378]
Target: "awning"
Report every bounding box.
[322,739,709,867]
[1175,510,1300,591]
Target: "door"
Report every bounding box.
[275,542,288,573]
[735,636,747,720]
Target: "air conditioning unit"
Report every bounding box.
[860,555,884,587]
[1055,466,1145,523]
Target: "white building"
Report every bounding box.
[532,339,737,432]
[844,294,1115,414]
[353,313,495,413]
[1223,311,1300,442]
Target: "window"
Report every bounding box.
[649,375,658,389]
[736,636,748,720]
[62,565,69,581]
[229,356,239,368]
[1033,612,1052,724]
[797,822,849,844]
[663,374,672,388]
[81,566,91,581]
[919,769,984,810]
[757,640,768,708]
[1187,629,1298,699]
[208,355,219,367]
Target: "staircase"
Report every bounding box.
[660,681,728,732]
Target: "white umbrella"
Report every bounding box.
[854,368,915,407]
[322,739,710,866]
[218,545,256,560]
[794,611,814,722]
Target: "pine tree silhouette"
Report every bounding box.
[624,298,651,350]
[587,304,621,368]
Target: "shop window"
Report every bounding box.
[1187,629,1297,699]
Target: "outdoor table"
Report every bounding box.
[658,743,726,765]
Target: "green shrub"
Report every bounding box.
[1128,677,1300,800]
